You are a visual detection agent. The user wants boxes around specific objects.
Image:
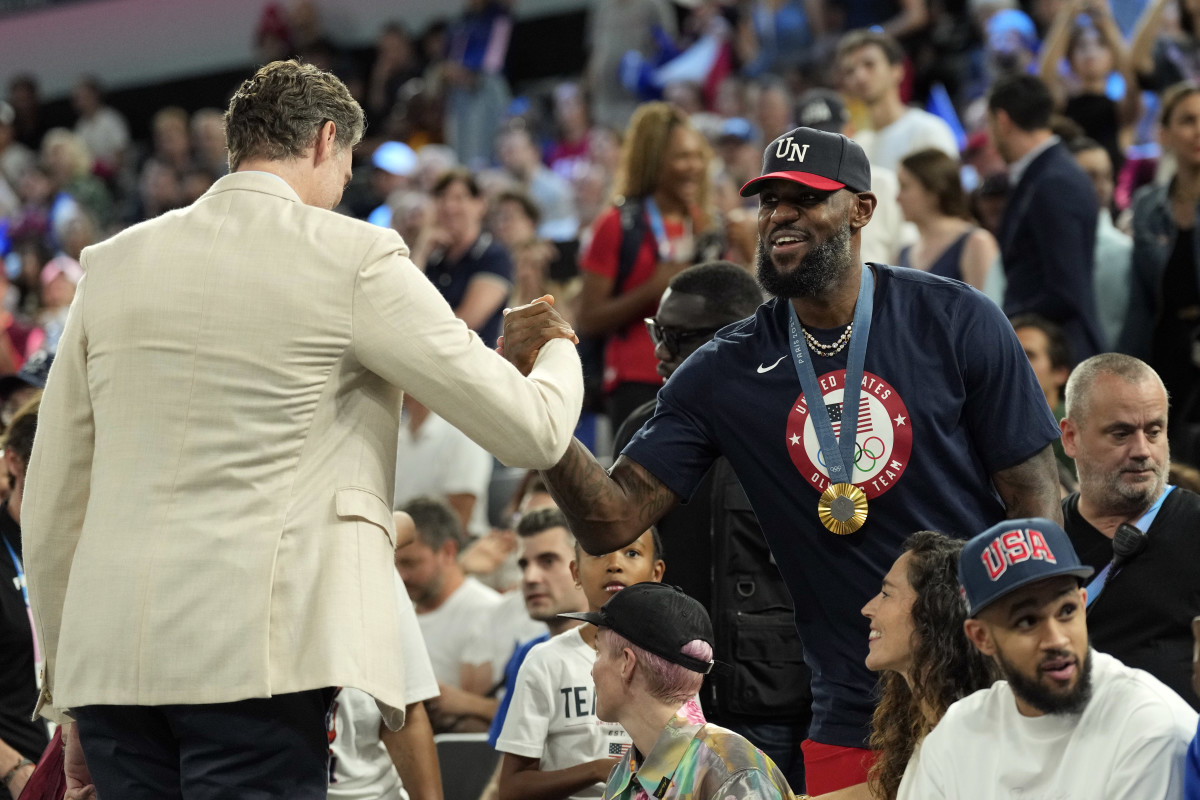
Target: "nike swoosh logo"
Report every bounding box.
[757,356,787,374]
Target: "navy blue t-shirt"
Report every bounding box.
[425,232,513,347]
[623,264,1059,748]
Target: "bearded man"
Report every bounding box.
[902,517,1196,799]
[1061,353,1200,709]
[537,126,1063,793]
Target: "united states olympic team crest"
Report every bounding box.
[785,369,912,498]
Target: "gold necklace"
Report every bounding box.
[803,322,853,356]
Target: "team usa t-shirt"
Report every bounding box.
[496,627,632,799]
[623,264,1060,748]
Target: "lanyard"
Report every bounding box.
[1085,484,1174,608]
[643,198,691,263]
[3,534,26,607]
[786,264,874,484]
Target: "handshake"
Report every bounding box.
[497,294,579,376]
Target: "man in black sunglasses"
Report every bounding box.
[639,263,764,385]
[612,261,764,607]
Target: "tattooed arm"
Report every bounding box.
[541,440,681,556]
[992,444,1063,524]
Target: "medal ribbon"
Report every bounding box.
[643,197,692,263]
[787,264,874,485]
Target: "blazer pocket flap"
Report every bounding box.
[336,487,396,546]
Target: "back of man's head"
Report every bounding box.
[401,494,465,555]
[668,261,763,322]
[988,74,1054,132]
[224,59,364,171]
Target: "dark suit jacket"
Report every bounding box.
[1000,141,1106,364]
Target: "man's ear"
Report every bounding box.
[1061,417,1079,459]
[850,192,877,233]
[313,120,338,164]
[993,108,1013,138]
[620,647,637,685]
[964,617,996,657]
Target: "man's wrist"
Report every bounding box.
[1,758,34,786]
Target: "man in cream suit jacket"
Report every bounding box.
[22,60,583,799]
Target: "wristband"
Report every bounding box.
[2,758,34,785]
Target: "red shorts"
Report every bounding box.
[800,739,877,794]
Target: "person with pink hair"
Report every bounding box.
[564,583,797,800]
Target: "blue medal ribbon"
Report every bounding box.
[643,197,671,261]
[787,264,874,485]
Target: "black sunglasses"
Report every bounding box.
[644,318,725,357]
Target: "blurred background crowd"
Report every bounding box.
[4,0,1200,796]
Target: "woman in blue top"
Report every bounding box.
[896,148,998,291]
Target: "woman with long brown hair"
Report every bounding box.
[808,531,996,800]
[574,102,721,429]
[896,148,998,291]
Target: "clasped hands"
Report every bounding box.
[497,294,579,376]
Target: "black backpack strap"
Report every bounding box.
[615,197,649,296]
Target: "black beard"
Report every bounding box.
[755,220,853,299]
[998,645,1094,716]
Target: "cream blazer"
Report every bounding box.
[22,172,582,727]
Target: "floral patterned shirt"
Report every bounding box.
[603,701,796,800]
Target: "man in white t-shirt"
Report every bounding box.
[328,566,441,800]
[394,396,494,538]
[496,528,665,800]
[396,495,502,732]
[793,87,912,266]
[837,29,959,172]
[902,517,1197,799]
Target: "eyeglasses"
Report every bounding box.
[644,318,725,357]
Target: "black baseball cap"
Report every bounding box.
[0,349,53,398]
[794,89,849,135]
[740,126,872,197]
[959,518,1094,618]
[559,583,715,674]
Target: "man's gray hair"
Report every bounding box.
[1064,353,1167,423]
[399,494,464,552]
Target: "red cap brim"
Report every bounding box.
[740,171,845,197]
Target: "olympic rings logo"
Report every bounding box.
[816,436,887,471]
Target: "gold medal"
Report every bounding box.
[818,483,868,535]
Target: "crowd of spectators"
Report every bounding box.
[5,0,1200,797]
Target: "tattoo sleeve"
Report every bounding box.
[991,444,1063,524]
[540,440,680,555]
